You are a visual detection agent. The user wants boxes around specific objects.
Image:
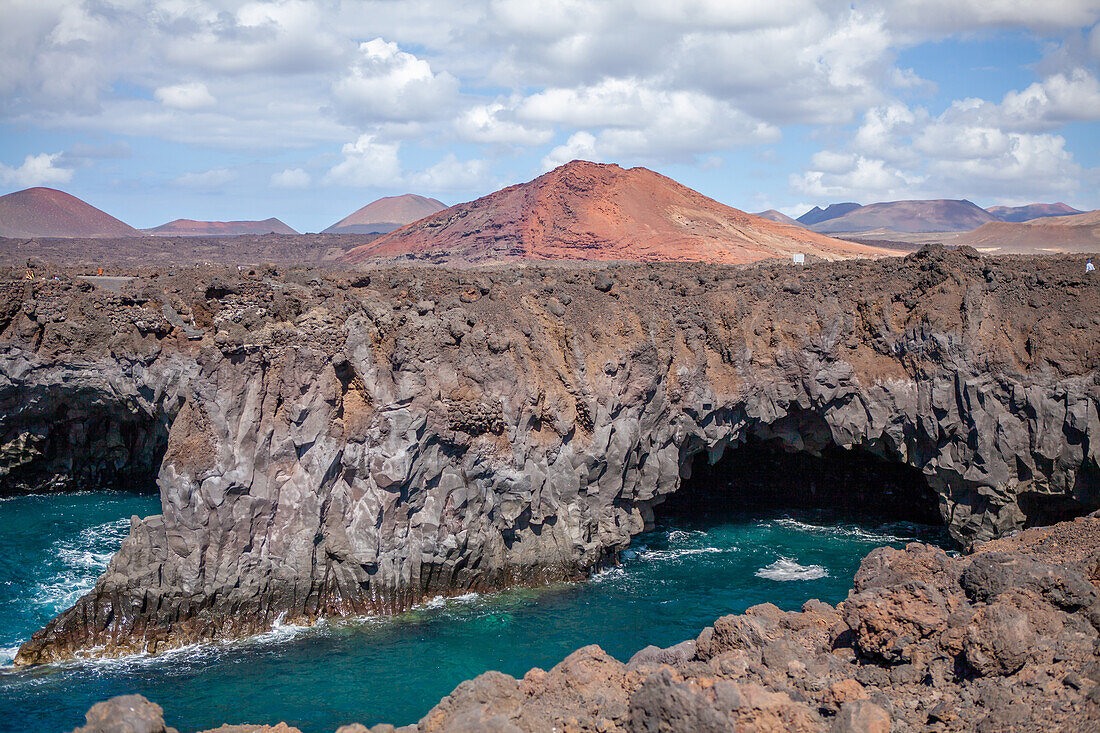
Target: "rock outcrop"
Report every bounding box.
[74,515,1100,732]
[3,245,1099,663]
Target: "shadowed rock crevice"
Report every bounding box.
[0,385,168,496]
[656,431,942,527]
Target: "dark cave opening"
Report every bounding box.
[0,394,168,497]
[654,433,943,529]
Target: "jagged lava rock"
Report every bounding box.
[3,245,1099,664]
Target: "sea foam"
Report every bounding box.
[754,557,829,581]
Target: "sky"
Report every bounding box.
[2,0,1100,233]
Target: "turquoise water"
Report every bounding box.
[0,491,948,733]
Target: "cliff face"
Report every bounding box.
[3,246,1099,663]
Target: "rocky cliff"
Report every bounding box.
[3,245,1099,664]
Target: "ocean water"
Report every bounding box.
[0,491,948,733]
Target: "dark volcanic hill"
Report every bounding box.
[953,209,1100,253]
[0,187,139,238]
[145,218,298,236]
[796,202,861,226]
[323,194,446,234]
[986,202,1082,223]
[809,199,996,234]
[340,161,892,264]
[752,209,802,226]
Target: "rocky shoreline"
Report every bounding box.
[70,513,1100,732]
[2,245,1098,664]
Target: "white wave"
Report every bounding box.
[667,529,706,542]
[451,592,480,604]
[247,614,315,645]
[32,518,131,613]
[769,517,912,544]
[0,644,20,666]
[755,557,829,582]
[589,566,626,583]
[419,591,482,611]
[639,546,726,562]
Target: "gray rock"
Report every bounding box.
[71,695,178,733]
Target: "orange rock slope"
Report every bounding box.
[0,187,139,238]
[340,161,893,264]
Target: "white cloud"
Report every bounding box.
[270,168,311,188]
[542,132,601,170]
[332,39,459,123]
[324,134,402,187]
[792,155,921,199]
[1,0,1099,211]
[155,82,216,110]
[455,102,552,145]
[0,152,74,187]
[162,0,350,75]
[532,82,780,166]
[793,66,1097,203]
[873,0,1100,36]
[409,154,491,191]
[999,69,1100,129]
[174,167,236,189]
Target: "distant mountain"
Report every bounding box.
[796,202,861,226]
[752,209,802,226]
[953,209,1100,253]
[324,194,446,234]
[986,203,1082,223]
[0,187,139,238]
[340,161,894,265]
[807,199,996,234]
[145,218,298,236]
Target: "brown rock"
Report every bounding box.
[831,701,890,733]
[824,679,870,707]
[843,581,951,662]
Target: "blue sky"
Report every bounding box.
[2,1,1099,232]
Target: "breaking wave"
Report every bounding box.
[32,517,131,614]
[754,557,829,581]
[767,517,925,544]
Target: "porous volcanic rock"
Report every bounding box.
[0,187,139,238]
[339,162,892,264]
[4,245,1099,664]
[75,515,1100,732]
